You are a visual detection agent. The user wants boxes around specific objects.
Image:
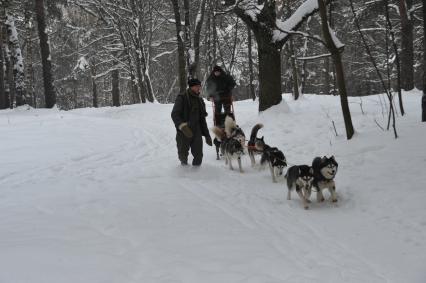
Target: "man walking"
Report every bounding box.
[171,78,212,166]
[206,65,236,126]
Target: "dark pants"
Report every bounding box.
[422,95,426,122]
[176,131,203,165]
[214,97,232,126]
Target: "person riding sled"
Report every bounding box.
[171,78,213,166]
[206,65,236,126]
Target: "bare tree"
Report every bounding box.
[170,0,187,94]
[5,15,26,106]
[224,0,326,111]
[318,0,354,139]
[398,0,414,90]
[111,66,120,107]
[35,0,56,108]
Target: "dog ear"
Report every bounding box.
[298,168,301,175]
[309,167,314,175]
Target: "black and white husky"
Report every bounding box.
[212,116,245,172]
[260,145,287,182]
[247,123,265,167]
[286,165,314,209]
[312,156,339,203]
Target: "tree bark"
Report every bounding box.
[289,38,300,100]
[257,36,282,111]
[90,64,98,108]
[0,16,5,109]
[35,0,56,108]
[247,25,255,101]
[423,0,426,95]
[24,2,36,107]
[318,0,354,139]
[6,15,26,106]
[170,0,187,94]
[398,0,414,90]
[111,68,120,107]
[193,0,207,79]
[384,0,404,115]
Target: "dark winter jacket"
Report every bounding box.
[171,89,210,137]
[206,68,236,100]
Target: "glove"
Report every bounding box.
[205,136,213,146]
[179,123,193,138]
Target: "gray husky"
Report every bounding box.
[312,156,339,203]
[212,116,245,172]
[286,165,314,209]
[260,145,287,183]
[247,123,265,167]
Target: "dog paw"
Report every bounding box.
[306,199,312,203]
[332,199,338,203]
[304,206,309,210]
[318,198,325,202]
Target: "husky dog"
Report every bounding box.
[224,115,246,148]
[312,156,339,203]
[221,137,245,172]
[286,165,314,209]
[247,124,265,167]
[212,116,245,172]
[260,145,287,182]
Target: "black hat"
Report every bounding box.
[213,65,223,73]
[188,78,202,87]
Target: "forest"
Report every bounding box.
[0,0,425,137]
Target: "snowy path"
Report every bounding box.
[0,93,425,282]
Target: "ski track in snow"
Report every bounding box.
[0,93,425,282]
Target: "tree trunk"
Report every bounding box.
[134,53,146,103]
[193,0,207,79]
[35,0,56,108]
[183,0,193,78]
[318,0,354,139]
[384,0,404,115]
[324,57,330,95]
[423,0,426,95]
[24,2,36,108]
[256,37,282,111]
[6,15,26,106]
[5,46,12,108]
[289,38,300,100]
[398,0,414,90]
[90,64,98,108]
[170,0,187,94]
[0,18,5,109]
[247,25,255,101]
[111,68,120,107]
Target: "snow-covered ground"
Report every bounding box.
[0,91,425,283]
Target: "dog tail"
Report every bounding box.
[224,115,236,137]
[285,166,296,190]
[212,126,226,141]
[260,152,268,166]
[249,123,263,143]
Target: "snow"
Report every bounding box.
[5,15,25,89]
[274,0,318,42]
[74,56,90,72]
[0,91,425,282]
[236,0,264,22]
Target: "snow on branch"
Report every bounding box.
[273,0,319,42]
